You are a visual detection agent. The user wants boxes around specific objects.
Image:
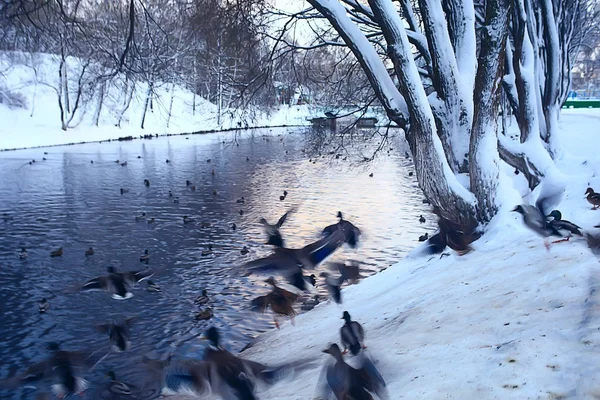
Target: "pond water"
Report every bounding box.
[0,127,435,398]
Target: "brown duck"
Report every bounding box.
[585,187,600,210]
[250,277,298,329]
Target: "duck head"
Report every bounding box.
[336,211,343,219]
[586,187,595,195]
[201,289,208,296]
[106,370,117,380]
[341,311,352,322]
[259,218,268,225]
[47,342,60,351]
[107,266,117,273]
[265,276,277,286]
[547,210,562,220]
[205,327,220,348]
[511,205,525,215]
[322,343,343,360]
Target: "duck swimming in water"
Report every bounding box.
[195,307,213,321]
[139,249,150,262]
[135,212,147,222]
[50,247,63,257]
[19,247,27,259]
[85,247,94,257]
[194,289,210,306]
[38,298,50,313]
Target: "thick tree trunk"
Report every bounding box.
[469,0,509,223]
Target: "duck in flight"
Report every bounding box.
[80,266,155,300]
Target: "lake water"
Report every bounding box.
[0,127,435,398]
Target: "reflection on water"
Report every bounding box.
[0,128,435,398]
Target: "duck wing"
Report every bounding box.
[301,229,346,268]
[244,250,299,275]
[339,220,361,248]
[340,325,361,356]
[81,275,110,292]
[549,219,583,235]
[250,294,271,313]
[276,208,295,228]
[123,269,155,284]
[204,348,257,400]
[357,355,388,399]
[585,232,600,257]
[164,360,214,397]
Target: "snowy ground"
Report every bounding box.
[198,109,600,399]
[0,52,315,150]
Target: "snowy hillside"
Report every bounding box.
[0,52,313,150]
[207,109,600,399]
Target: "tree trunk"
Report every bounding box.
[167,82,175,128]
[118,82,135,128]
[469,0,509,223]
[141,82,153,130]
[57,56,67,131]
[94,80,106,127]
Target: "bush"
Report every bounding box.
[0,84,27,109]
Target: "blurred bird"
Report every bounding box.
[316,343,388,400]
[85,247,95,257]
[38,298,50,313]
[183,216,195,224]
[135,213,147,222]
[147,280,161,292]
[322,212,361,248]
[19,247,27,259]
[340,311,366,355]
[139,249,150,263]
[320,272,344,304]
[546,210,583,242]
[95,318,135,352]
[419,215,426,224]
[195,308,213,321]
[250,277,299,328]
[203,326,311,398]
[512,204,561,249]
[120,188,129,195]
[144,179,150,187]
[329,262,360,284]
[50,247,63,257]
[240,246,250,255]
[259,207,295,247]
[301,295,320,311]
[418,233,429,242]
[0,343,101,398]
[424,207,476,256]
[194,289,210,306]
[80,266,155,300]
[236,197,245,204]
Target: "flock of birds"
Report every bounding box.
[3,154,401,400]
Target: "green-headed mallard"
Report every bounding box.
[195,307,213,321]
[585,187,600,210]
[139,249,150,262]
[80,266,155,300]
[340,311,366,355]
[19,247,27,259]
[317,343,387,400]
[147,280,161,292]
[259,207,295,247]
[195,290,210,306]
[250,277,299,329]
[546,210,583,242]
[50,247,63,257]
[95,318,135,352]
[38,298,50,313]
[512,204,561,249]
[85,247,94,257]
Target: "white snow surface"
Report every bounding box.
[0,52,314,150]
[166,109,600,399]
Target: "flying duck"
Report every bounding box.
[317,343,387,400]
[80,266,155,300]
[259,207,295,247]
[95,318,135,352]
[322,212,361,248]
[329,262,360,284]
[340,311,366,355]
[424,206,476,256]
[1,343,98,398]
[320,272,344,304]
[203,326,308,398]
[585,187,600,210]
[250,277,299,328]
[512,204,561,249]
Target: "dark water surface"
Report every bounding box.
[0,128,435,398]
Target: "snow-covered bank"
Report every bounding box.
[230,109,600,399]
[0,52,314,150]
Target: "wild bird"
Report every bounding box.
[243,226,352,292]
[585,187,600,210]
[97,370,151,399]
[240,246,250,255]
[201,244,214,257]
[236,197,245,204]
[144,179,150,187]
[231,223,237,231]
[418,233,429,242]
[329,261,360,284]
[147,217,156,224]
[202,326,311,399]
[0,342,100,398]
[95,318,135,352]
[195,307,213,321]
[186,180,192,186]
[424,206,476,256]
[50,247,63,257]
[183,216,195,224]
[320,272,344,304]
[120,188,129,195]
[259,207,295,247]
[173,197,180,204]
[250,276,300,328]
[85,247,94,257]
[19,247,27,259]
[168,190,173,197]
[317,343,388,400]
[419,215,426,224]
[38,298,50,313]
[239,209,244,216]
[139,249,150,262]
[120,161,127,167]
[79,266,155,300]
[340,311,367,355]
[546,210,583,242]
[135,212,147,222]
[301,295,320,311]
[322,212,362,248]
[512,204,562,249]
[147,280,161,292]
[194,289,210,306]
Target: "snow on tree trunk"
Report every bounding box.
[167,82,175,128]
[94,80,106,127]
[141,82,153,130]
[469,0,509,223]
